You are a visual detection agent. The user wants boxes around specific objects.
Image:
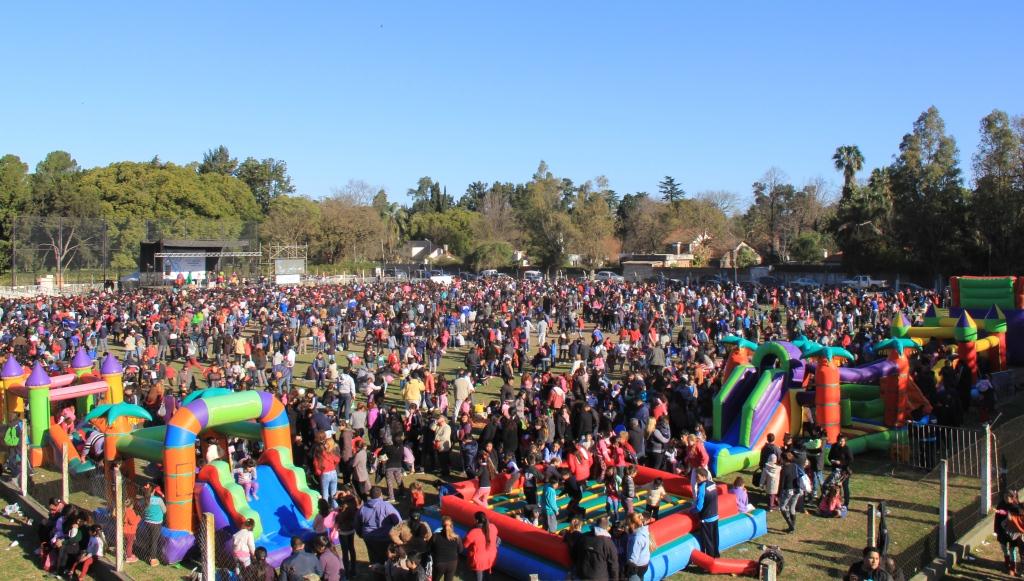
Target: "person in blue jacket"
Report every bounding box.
[692,468,720,558]
[542,476,562,533]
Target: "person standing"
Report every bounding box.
[432,415,452,478]
[278,536,323,581]
[464,511,499,581]
[430,516,462,581]
[542,476,561,533]
[779,452,802,534]
[692,468,720,557]
[829,435,854,507]
[355,487,402,565]
[314,440,341,508]
[625,512,651,581]
[574,515,619,581]
[453,370,474,422]
[232,518,257,569]
[141,482,166,566]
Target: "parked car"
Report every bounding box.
[523,270,544,281]
[701,274,732,285]
[755,276,782,286]
[841,275,888,289]
[383,268,408,279]
[791,277,821,288]
[595,270,624,283]
[898,282,927,292]
[479,269,499,278]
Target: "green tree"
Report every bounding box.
[0,154,32,270]
[198,145,238,175]
[260,195,322,247]
[735,246,760,268]
[788,232,825,263]
[459,181,489,211]
[570,178,619,267]
[889,106,968,275]
[235,157,296,213]
[408,209,479,257]
[829,167,899,272]
[972,109,1024,273]
[832,145,865,195]
[518,161,580,271]
[30,150,84,215]
[466,241,514,271]
[658,176,685,204]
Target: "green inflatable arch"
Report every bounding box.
[752,342,791,372]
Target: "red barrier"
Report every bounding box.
[689,549,758,576]
[441,493,571,567]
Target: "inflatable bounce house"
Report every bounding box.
[431,465,768,580]
[82,388,321,565]
[702,276,1024,476]
[0,349,123,473]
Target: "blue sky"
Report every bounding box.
[3,1,1021,208]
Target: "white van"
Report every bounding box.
[479,269,499,278]
[523,270,544,281]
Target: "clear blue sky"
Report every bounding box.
[3,1,1021,208]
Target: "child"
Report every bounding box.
[409,481,425,510]
[818,484,844,518]
[731,477,754,514]
[641,477,666,520]
[761,453,781,511]
[232,518,257,569]
[234,458,259,501]
[70,525,105,580]
[622,465,638,515]
[542,477,561,533]
[603,467,622,523]
[122,497,141,563]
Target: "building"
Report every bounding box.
[618,229,761,271]
[400,240,448,263]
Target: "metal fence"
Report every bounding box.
[901,422,991,477]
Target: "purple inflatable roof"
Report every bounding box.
[1,356,23,378]
[71,348,93,370]
[100,354,123,375]
[25,362,51,387]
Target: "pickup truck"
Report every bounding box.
[840,275,888,289]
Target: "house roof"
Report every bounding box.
[662,227,708,245]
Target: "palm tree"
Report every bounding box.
[383,202,409,261]
[832,145,865,193]
[83,403,153,462]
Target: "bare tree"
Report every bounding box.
[41,217,94,290]
[695,190,740,216]
[331,179,380,205]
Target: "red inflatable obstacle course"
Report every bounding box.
[689,549,759,576]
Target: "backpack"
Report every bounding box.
[4,425,19,447]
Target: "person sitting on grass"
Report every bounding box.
[730,477,754,514]
[818,484,845,518]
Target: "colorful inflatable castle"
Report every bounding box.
[0,349,122,473]
[430,465,768,580]
[84,388,321,565]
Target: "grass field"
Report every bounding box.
[1,322,1010,579]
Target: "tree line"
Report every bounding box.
[0,106,1022,275]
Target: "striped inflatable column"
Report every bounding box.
[814,359,841,444]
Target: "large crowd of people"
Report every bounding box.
[0,274,978,580]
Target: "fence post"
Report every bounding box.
[19,419,28,496]
[867,502,877,547]
[938,459,949,558]
[61,442,69,503]
[981,424,993,515]
[759,559,778,581]
[114,466,124,572]
[203,512,215,581]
